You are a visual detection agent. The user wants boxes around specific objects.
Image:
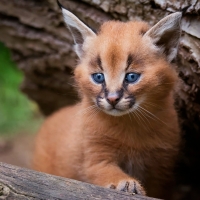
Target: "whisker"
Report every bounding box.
[67,83,79,88]
[143,102,162,110]
[138,106,156,122]
[138,105,168,126]
[131,108,150,133]
[136,108,154,132]
[74,105,96,118]
[130,110,140,126]
[86,107,100,124]
[127,111,132,122]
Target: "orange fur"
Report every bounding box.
[33,18,181,199]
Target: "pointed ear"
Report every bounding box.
[144,12,182,62]
[58,1,96,58]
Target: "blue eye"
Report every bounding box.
[92,73,105,84]
[125,73,140,83]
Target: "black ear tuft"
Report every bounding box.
[181,5,190,14]
[57,0,64,10]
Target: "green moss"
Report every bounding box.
[0,42,42,136]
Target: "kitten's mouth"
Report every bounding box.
[96,96,137,117]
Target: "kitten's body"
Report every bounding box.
[33,7,181,199]
[34,98,179,198]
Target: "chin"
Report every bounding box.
[103,108,130,117]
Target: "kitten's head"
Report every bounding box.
[59,3,181,116]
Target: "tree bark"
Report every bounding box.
[0,0,200,199]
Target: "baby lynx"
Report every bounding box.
[33,2,182,199]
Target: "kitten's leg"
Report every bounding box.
[83,163,146,195]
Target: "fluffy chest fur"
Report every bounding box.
[81,104,180,177]
[120,149,146,182]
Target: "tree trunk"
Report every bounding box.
[0,0,200,199]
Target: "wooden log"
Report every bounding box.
[0,162,160,200]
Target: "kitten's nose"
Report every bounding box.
[106,92,121,106]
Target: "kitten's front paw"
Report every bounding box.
[108,179,146,195]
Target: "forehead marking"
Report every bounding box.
[90,56,103,71]
[97,56,103,71]
[126,54,144,71]
[126,54,134,71]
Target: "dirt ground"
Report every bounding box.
[0,133,35,169]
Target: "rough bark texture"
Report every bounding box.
[0,0,200,200]
[0,162,159,200]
